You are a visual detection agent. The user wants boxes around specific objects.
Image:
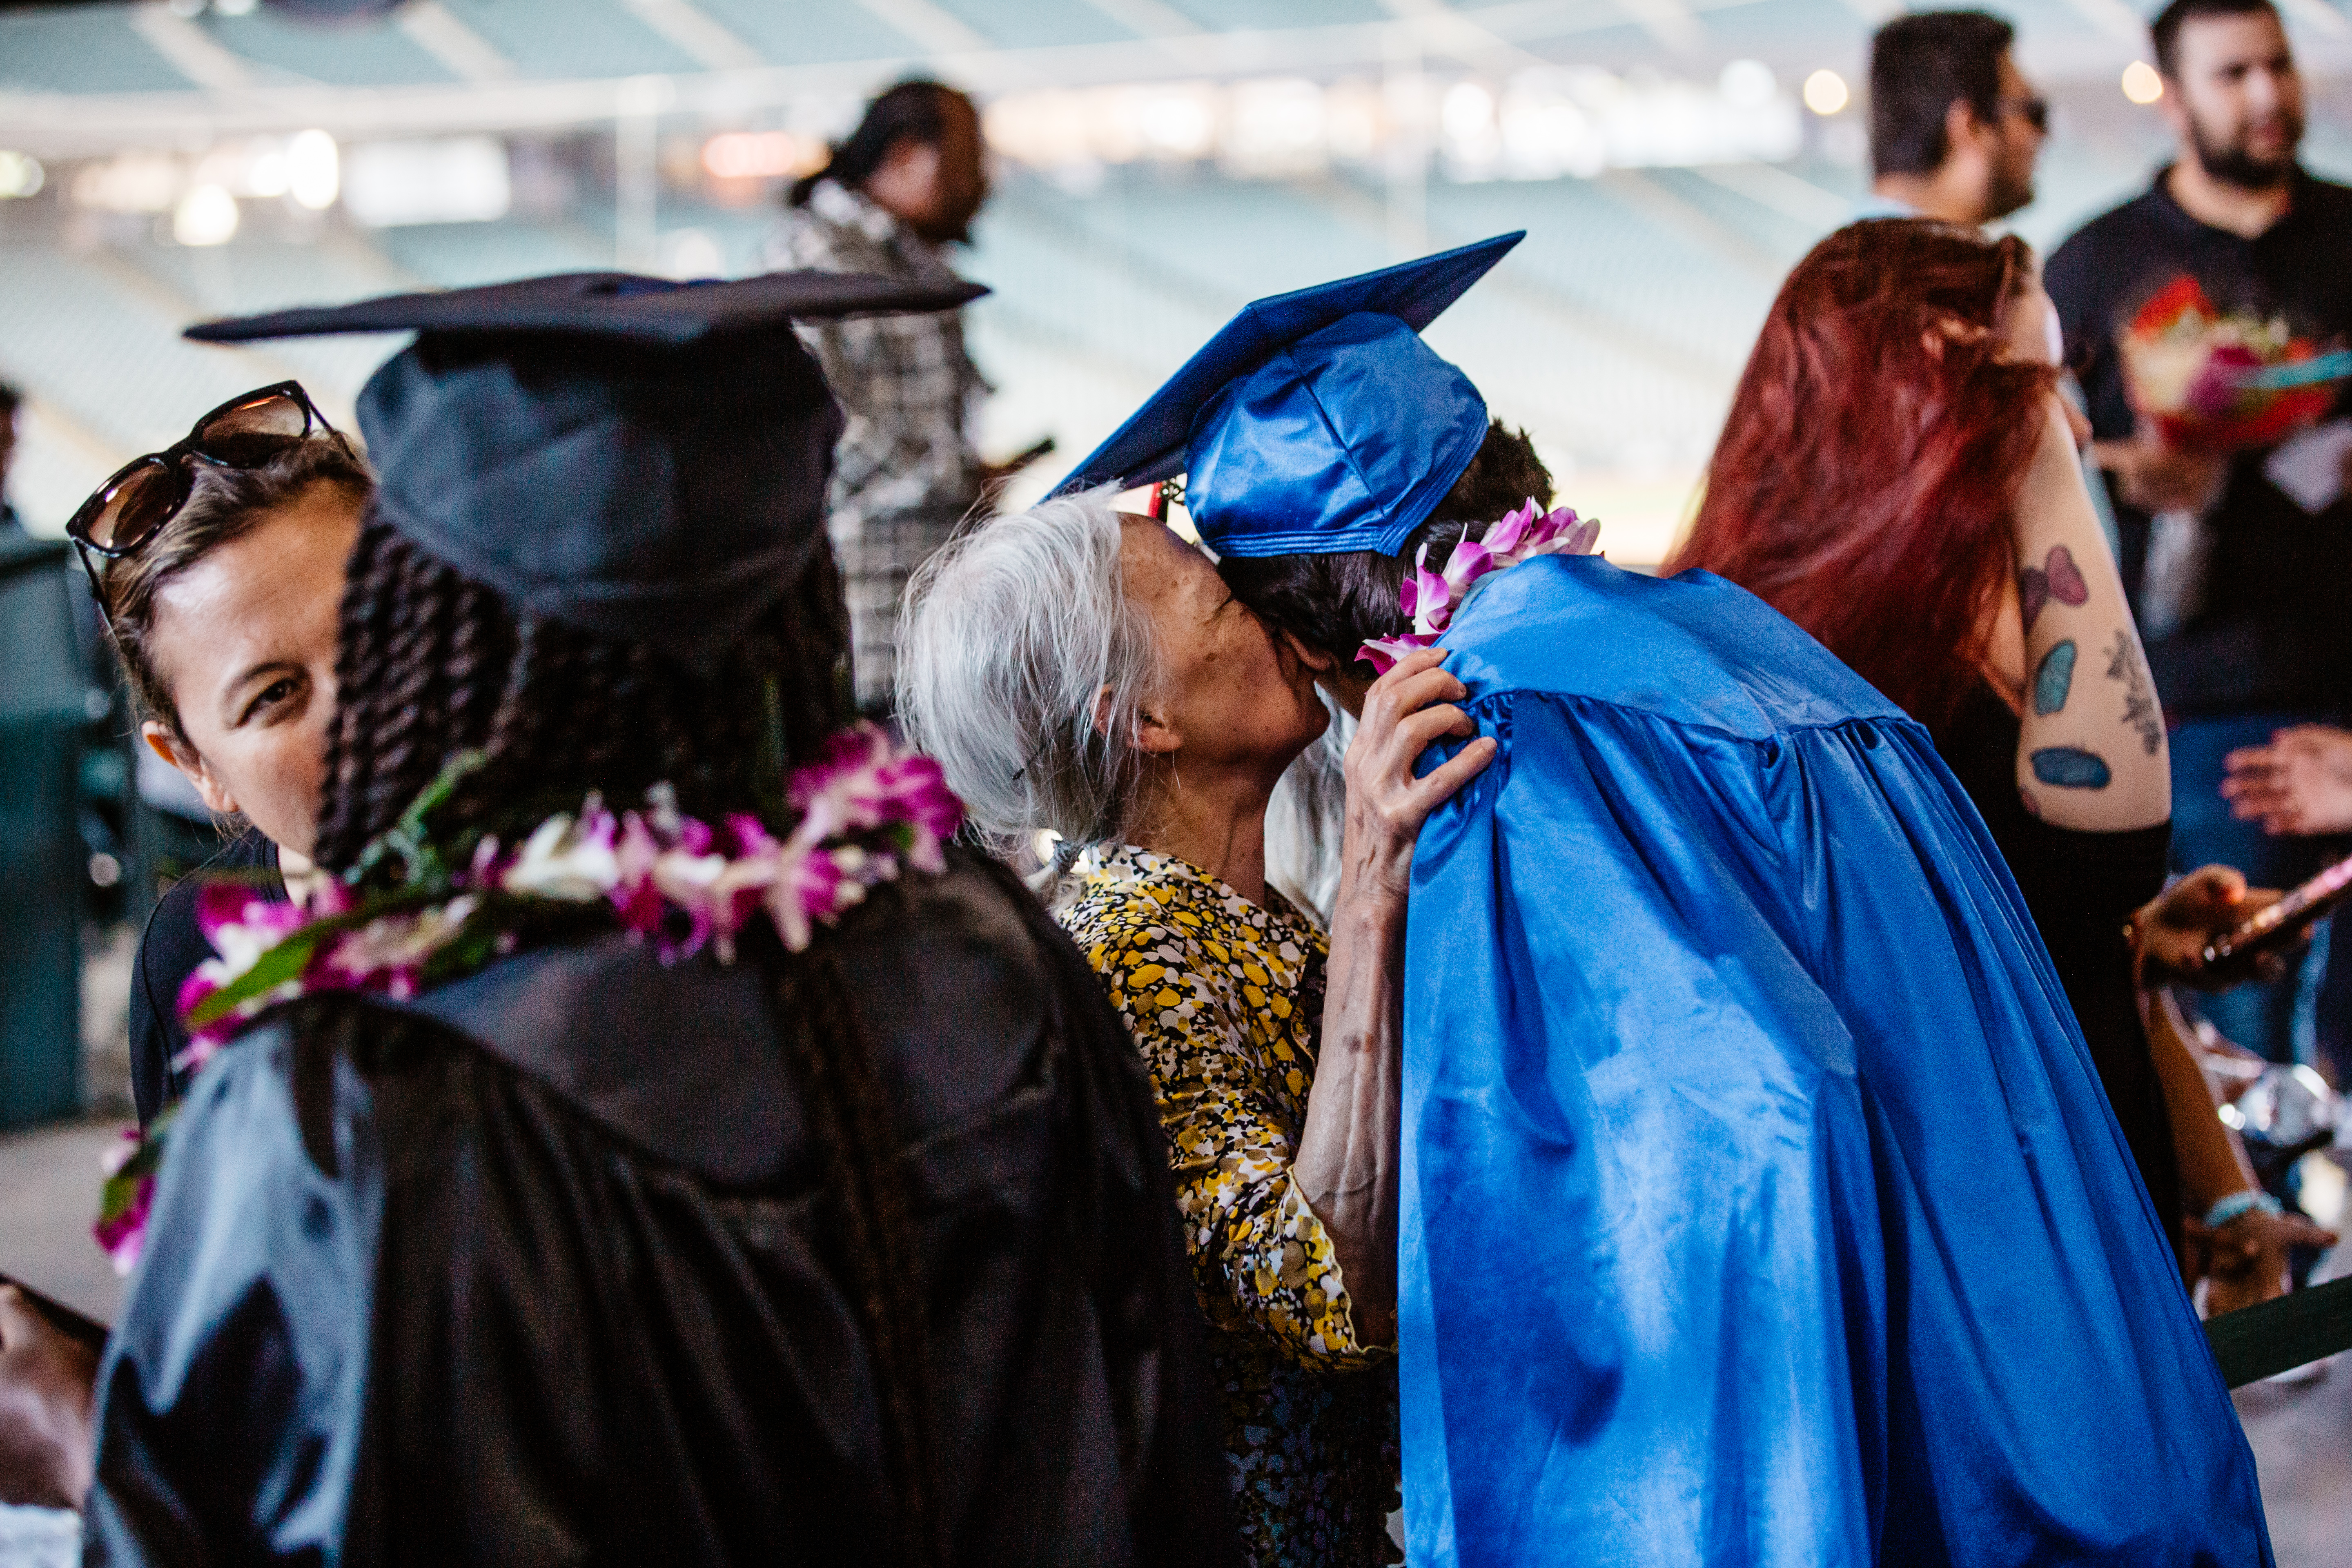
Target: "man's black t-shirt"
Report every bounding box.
[126,828,283,1127]
[2046,167,2352,718]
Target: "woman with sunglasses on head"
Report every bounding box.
[0,385,363,1515]
[71,384,368,1128]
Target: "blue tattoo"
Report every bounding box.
[2033,640,2077,717]
[2031,747,2112,789]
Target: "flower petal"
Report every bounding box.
[1359,634,1432,675]
[1483,497,1541,557]
[1406,543,1451,636]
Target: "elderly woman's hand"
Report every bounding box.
[1304,646,1497,1351]
[1339,648,1498,902]
[0,1285,98,1511]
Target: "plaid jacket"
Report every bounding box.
[759,179,986,710]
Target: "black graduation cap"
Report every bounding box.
[186,270,987,671]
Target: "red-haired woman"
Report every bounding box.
[1672,220,2330,1302]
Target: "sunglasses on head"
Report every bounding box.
[1998,94,2050,134]
[67,382,336,563]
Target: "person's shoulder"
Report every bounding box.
[2294,169,2352,221]
[150,991,468,1216]
[1446,554,1904,739]
[2060,186,2165,239]
[880,847,1082,981]
[831,849,1160,1136]
[1058,851,1222,959]
[134,831,283,1014]
[179,853,1123,1162]
[149,825,279,905]
[130,829,286,1118]
[2047,185,2168,278]
[763,182,896,272]
[761,209,858,274]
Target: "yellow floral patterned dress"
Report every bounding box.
[1060,846,1398,1568]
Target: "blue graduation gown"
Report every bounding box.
[1399,555,2268,1567]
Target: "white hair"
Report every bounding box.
[1263,692,1352,925]
[897,486,1158,860]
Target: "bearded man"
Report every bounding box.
[2048,0,2352,1062]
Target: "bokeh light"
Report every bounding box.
[172,184,239,246]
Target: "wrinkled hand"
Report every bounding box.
[0,1285,97,1511]
[1340,648,1498,900]
[2196,1205,2341,1318]
[2129,864,2291,991]
[2089,435,2228,515]
[2223,724,2352,837]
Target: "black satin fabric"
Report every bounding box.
[87,853,1236,1566]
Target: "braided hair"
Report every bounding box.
[314,511,940,1566]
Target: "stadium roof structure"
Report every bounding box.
[2,0,2347,558]
[6,0,2346,157]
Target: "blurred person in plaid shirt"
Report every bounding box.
[761,81,1003,717]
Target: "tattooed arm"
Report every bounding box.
[2009,395,2171,833]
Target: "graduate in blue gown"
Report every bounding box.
[1056,237,2270,1567]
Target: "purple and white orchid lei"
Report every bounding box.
[1359,497,1601,675]
[95,722,964,1276]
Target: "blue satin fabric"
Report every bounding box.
[1052,232,1520,506]
[1401,555,2270,1567]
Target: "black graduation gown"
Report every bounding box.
[86,853,1236,1566]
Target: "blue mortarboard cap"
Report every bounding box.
[185,270,984,673]
[1053,232,1522,557]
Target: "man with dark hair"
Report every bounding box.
[2046,0,2352,1060]
[1865,9,2047,225]
[759,81,994,716]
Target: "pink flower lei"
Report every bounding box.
[1358,498,1601,675]
[96,722,964,1277]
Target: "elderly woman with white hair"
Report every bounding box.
[899,487,1490,1566]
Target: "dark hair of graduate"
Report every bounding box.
[312,511,944,1567]
[788,79,967,207]
[2152,0,2279,75]
[1668,220,2057,730]
[1217,418,1554,668]
[1868,9,2015,178]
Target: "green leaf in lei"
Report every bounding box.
[414,894,610,989]
[180,892,437,1029]
[98,1124,167,1223]
[347,748,491,891]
